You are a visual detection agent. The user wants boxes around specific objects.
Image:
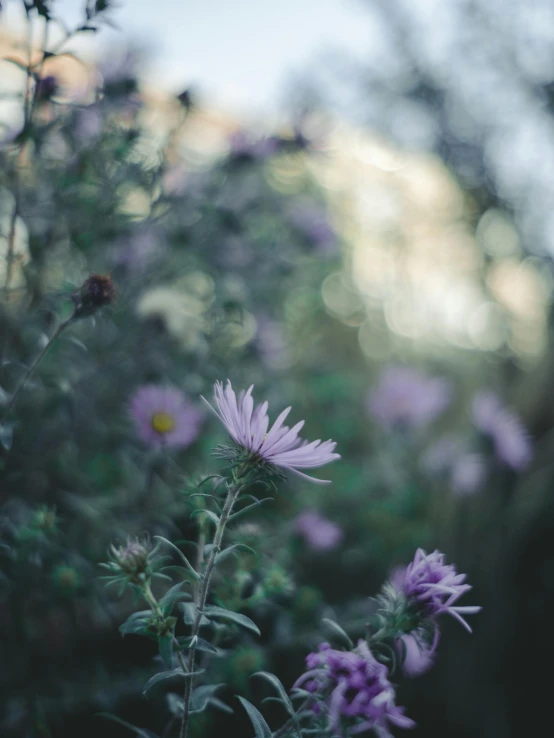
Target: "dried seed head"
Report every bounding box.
[71,274,116,320]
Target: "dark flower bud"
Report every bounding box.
[35,75,58,102]
[109,537,152,584]
[71,274,115,320]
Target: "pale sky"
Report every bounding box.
[2,0,374,121]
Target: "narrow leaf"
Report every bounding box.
[176,635,221,655]
[202,605,260,636]
[191,509,220,527]
[321,618,353,649]
[96,713,159,738]
[143,668,204,697]
[254,671,295,716]
[154,536,200,581]
[214,543,255,566]
[190,683,225,714]
[229,498,273,522]
[237,696,272,738]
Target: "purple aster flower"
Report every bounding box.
[396,632,436,678]
[368,367,452,431]
[294,510,343,551]
[130,385,202,449]
[472,391,532,470]
[201,380,340,484]
[399,548,481,633]
[293,641,414,737]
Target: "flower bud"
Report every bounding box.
[71,274,116,321]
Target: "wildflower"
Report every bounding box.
[294,510,343,551]
[472,391,532,470]
[101,536,163,588]
[396,632,435,678]
[130,385,202,449]
[71,274,115,320]
[399,548,481,633]
[293,641,414,736]
[202,380,340,484]
[368,367,451,431]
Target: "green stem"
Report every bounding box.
[142,580,189,675]
[3,317,71,419]
[179,480,242,738]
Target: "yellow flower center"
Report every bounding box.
[151,412,176,434]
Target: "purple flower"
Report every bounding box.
[368,367,452,431]
[396,633,435,678]
[294,641,415,737]
[130,385,202,449]
[450,453,487,495]
[294,511,343,551]
[422,436,486,495]
[202,380,340,484]
[472,391,532,470]
[399,548,481,633]
[288,200,338,256]
[255,314,291,370]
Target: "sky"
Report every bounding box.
[2,0,374,121]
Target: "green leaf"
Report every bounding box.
[176,635,221,655]
[154,536,200,581]
[229,498,273,522]
[143,668,204,697]
[181,602,210,627]
[214,543,255,566]
[237,696,272,738]
[119,610,152,636]
[96,713,159,738]
[158,634,173,669]
[159,582,193,615]
[190,683,226,714]
[254,671,296,716]
[191,509,220,527]
[321,618,353,649]
[202,605,260,636]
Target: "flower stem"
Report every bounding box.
[179,480,242,738]
[3,317,71,419]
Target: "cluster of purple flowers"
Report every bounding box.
[294,641,415,737]
[294,549,480,733]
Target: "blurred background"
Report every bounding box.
[1,1,553,737]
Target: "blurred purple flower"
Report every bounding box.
[368,367,452,431]
[255,314,291,370]
[293,641,415,736]
[288,200,338,256]
[74,106,103,144]
[130,385,202,449]
[229,131,280,159]
[202,380,340,484]
[422,436,486,495]
[113,227,162,271]
[450,453,487,495]
[294,510,343,550]
[399,548,481,633]
[472,391,532,470]
[396,632,436,678]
